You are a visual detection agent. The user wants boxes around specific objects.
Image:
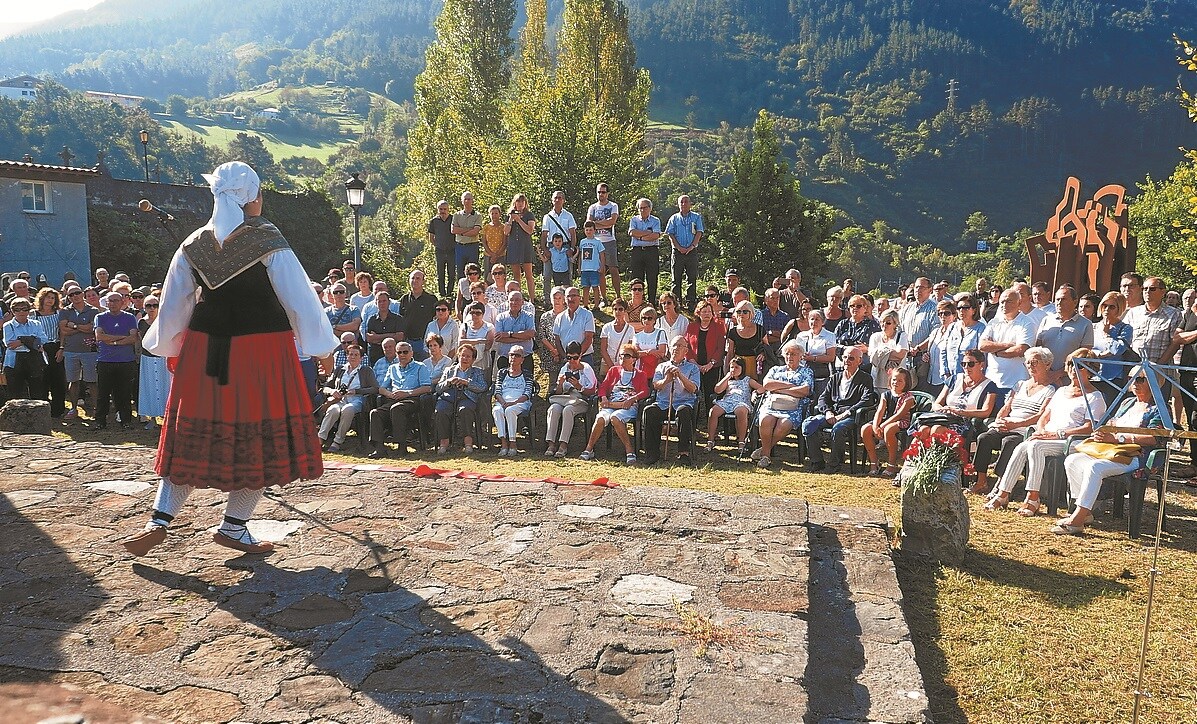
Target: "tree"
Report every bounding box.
[1129,160,1197,285]
[166,95,189,117]
[711,110,833,291]
[219,132,285,187]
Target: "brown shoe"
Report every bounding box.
[212,531,275,554]
[121,526,167,557]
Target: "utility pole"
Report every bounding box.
[946,78,960,113]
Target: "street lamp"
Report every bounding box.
[139,129,150,183]
[344,172,367,271]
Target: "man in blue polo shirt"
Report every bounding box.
[494,290,535,362]
[628,197,662,301]
[664,194,703,310]
[368,341,431,458]
[553,287,597,369]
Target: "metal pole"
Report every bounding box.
[141,143,149,183]
[352,207,361,272]
[1131,432,1174,724]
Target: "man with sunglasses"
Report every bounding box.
[368,341,431,458]
[59,283,99,418]
[323,283,362,338]
[1124,276,1183,366]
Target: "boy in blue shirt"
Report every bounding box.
[576,221,604,308]
[549,233,572,287]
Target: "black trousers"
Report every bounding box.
[973,428,1025,478]
[629,246,661,301]
[435,398,477,441]
[642,404,695,458]
[4,353,46,400]
[96,360,136,424]
[670,250,699,309]
[43,342,67,417]
[435,250,455,298]
[369,397,422,450]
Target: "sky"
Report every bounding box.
[8,0,103,24]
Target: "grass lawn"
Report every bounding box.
[158,118,350,163]
[56,418,1197,723]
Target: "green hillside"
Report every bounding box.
[156,118,345,163]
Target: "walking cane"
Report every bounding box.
[662,364,674,460]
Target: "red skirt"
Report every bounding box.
[154,330,322,491]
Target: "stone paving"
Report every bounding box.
[0,433,928,723]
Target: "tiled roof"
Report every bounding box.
[0,159,100,176]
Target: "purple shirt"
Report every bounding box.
[95,310,139,363]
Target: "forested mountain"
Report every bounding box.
[2,0,1194,249]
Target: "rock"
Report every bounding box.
[84,480,154,496]
[362,651,550,695]
[609,574,695,606]
[594,644,675,705]
[3,490,57,509]
[718,580,808,614]
[268,594,356,630]
[557,504,614,519]
[899,468,970,564]
[111,620,178,654]
[0,398,51,435]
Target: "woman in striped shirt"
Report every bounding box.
[33,287,66,417]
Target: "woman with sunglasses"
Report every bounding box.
[867,309,908,394]
[919,348,999,441]
[136,295,172,430]
[545,341,598,457]
[1056,367,1162,534]
[461,303,496,374]
[725,301,765,381]
[634,306,669,380]
[984,348,1106,516]
[941,294,987,395]
[921,300,956,395]
[492,345,535,457]
[455,263,484,318]
[823,286,846,333]
[626,281,650,330]
[32,287,67,417]
[580,343,649,464]
[485,265,509,308]
[1089,291,1133,394]
[425,299,461,359]
[434,343,488,455]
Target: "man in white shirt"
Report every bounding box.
[978,289,1035,390]
[1014,281,1047,331]
[587,182,621,305]
[541,191,577,307]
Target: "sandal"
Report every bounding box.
[866,465,881,476]
[555,448,567,458]
[882,465,899,478]
[966,482,990,496]
[736,443,749,458]
[580,450,595,461]
[982,493,1009,511]
[544,446,556,457]
[1057,511,1093,527]
[1017,499,1041,517]
[1050,522,1085,536]
[705,441,716,453]
[625,453,637,465]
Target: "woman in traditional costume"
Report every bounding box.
[121,161,337,556]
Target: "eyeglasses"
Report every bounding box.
[472,291,485,295]
[469,309,483,315]
[735,310,751,315]
[613,306,627,312]
[468,271,480,276]
[641,315,656,320]
[567,354,580,360]
[632,286,644,292]
[68,291,82,297]
[956,305,972,311]
[963,361,980,368]
[397,350,412,355]
[435,307,449,312]
[131,294,144,299]
[937,311,955,317]
[144,303,159,309]
[493,270,506,276]
[661,301,674,306]
[848,304,865,309]
[511,352,525,358]
[704,293,719,298]
[332,290,347,295]
[620,353,635,358]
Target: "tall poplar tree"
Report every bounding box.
[711,110,835,290]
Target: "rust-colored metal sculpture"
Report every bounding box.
[1026,177,1135,294]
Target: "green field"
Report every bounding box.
[159,117,349,163]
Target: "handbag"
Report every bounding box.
[550,392,584,406]
[768,392,803,411]
[913,411,959,428]
[1075,439,1141,465]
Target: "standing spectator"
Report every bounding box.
[535,288,567,387]
[94,267,110,290]
[974,278,994,320]
[932,281,950,302]
[760,288,790,358]
[504,193,538,303]
[625,280,651,326]
[978,289,1035,391]
[794,309,838,387]
[823,286,847,332]
[3,298,48,400]
[486,265,510,308]
[577,222,604,308]
[136,295,171,430]
[451,192,483,279]
[1123,277,1183,365]
[587,182,621,304]
[554,287,597,369]
[481,205,507,283]
[363,291,404,364]
[455,263,484,317]
[684,299,727,405]
[1035,285,1094,385]
[725,301,765,381]
[1014,281,1047,332]
[601,298,636,375]
[1078,292,1101,322]
[540,191,578,306]
[461,303,497,372]
[835,294,882,365]
[59,285,99,418]
[33,287,66,417]
[633,307,669,380]
[357,283,399,340]
[429,200,455,298]
[778,269,808,318]
[1119,272,1145,309]
[924,300,958,394]
[324,283,362,338]
[664,194,703,309]
[657,292,688,343]
[425,299,461,358]
[93,291,140,429]
[494,290,536,364]
[1091,291,1133,394]
[940,295,986,392]
[349,272,375,311]
[548,233,572,287]
[642,337,701,465]
[1170,293,1197,479]
[900,277,937,390]
[628,198,662,301]
[397,270,437,360]
[1031,281,1056,316]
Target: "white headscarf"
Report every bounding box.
[201,161,261,244]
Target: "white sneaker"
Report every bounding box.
[750,447,763,461]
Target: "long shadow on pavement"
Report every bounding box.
[132,559,627,723]
[803,524,869,723]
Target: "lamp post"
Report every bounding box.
[344,172,367,271]
[139,129,150,183]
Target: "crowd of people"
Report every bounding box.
[6,180,1197,540]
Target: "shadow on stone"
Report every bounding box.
[132,561,627,722]
[803,524,869,723]
[894,551,967,724]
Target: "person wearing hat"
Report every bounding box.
[119,161,338,558]
[719,269,739,311]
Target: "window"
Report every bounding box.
[20,181,50,213]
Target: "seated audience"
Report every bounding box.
[433,343,488,455]
[861,367,916,477]
[917,349,1000,439]
[492,345,535,457]
[318,344,378,452]
[969,347,1056,494]
[545,342,598,457]
[801,346,874,473]
[705,357,764,456]
[642,337,702,465]
[580,343,650,464]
